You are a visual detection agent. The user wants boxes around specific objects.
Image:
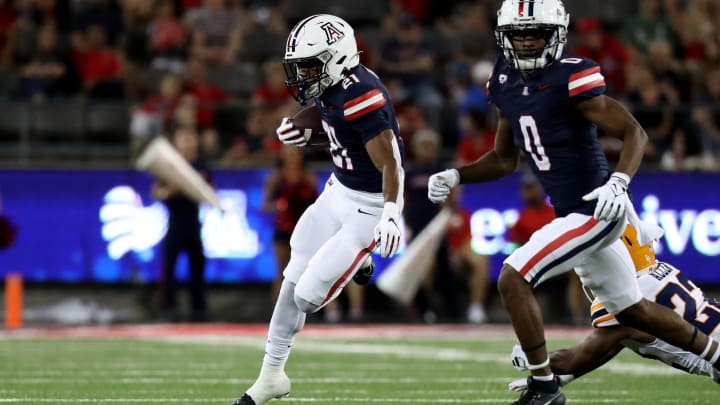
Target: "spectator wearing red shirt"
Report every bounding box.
[262,145,317,300]
[455,109,495,165]
[507,175,555,246]
[184,57,226,130]
[507,174,586,324]
[252,60,291,107]
[147,0,188,65]
[445,187,490,324]
[570,17,631,96]
[71,24,124,98]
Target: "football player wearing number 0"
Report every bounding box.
[231,14,404,405]
[427,1,720,404]
[508,225,720,392]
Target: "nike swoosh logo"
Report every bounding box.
[357,208,376,216]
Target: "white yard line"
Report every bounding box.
[154,335,688,377]
[0,398,685,404]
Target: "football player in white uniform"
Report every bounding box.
[509,224,720,391]
[230,14,405,405]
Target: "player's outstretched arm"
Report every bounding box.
[576,95,647,179]
[366,129,404,258]
[457,109,519,184]
[509,326,630,392]
[550,326,630,378]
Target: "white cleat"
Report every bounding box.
[232,370,291,405]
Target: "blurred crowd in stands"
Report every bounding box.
[1,0,720,171]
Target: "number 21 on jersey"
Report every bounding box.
[519,115,551,171]
[321,120,354,170]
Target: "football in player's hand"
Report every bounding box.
[291,105,328,147]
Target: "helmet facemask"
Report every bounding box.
[496,24,566,72]
[283,50,335,105]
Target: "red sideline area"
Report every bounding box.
[0,324,593,340]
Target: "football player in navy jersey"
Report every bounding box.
[231,14,404,405]
[428,1,720,404]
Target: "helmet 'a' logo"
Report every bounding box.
[321,22,345,45]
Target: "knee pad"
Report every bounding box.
[294,293,321,314]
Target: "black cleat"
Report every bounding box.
[353,257,374,285]
[231,394,256,405]
[511,377,565,405]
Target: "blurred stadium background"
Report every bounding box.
[0,0,719,403]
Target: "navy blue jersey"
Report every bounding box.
[487,56,610,216]
[315,65,403,193]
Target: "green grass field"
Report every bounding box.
[0,324,716,404]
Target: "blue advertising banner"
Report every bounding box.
[0,170,718,283]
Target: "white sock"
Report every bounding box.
[262,279,306,368]
[533,374,555,382]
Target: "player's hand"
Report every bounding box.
[276,117,310,146]
[508,377,529,393]
[427,169,460,204]
[374,202,401,258]
[511,344,529,372]
[582,172,630,221]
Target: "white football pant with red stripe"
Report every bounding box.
[505,213,642,315]
[285,173,389,309]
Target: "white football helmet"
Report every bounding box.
[283,14,360,104]
[495,0,569,71]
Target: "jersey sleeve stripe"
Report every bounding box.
[344,92,387,120]
[590,303,605,314]
[592,313,619,328]
[569,78,605,97]
[569,72,605,90]
[344,88,383,110]
[569,66,601,82]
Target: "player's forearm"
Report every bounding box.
[614,123,647,179]
[382,162,402,204]
[550,344,622,378]
[549,349,581,376]
[457,151,517,184]
[548,327,629,378]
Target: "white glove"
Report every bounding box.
[374,202,401,258]
[582,172,630,221]
[276,117,310,146]
[511,344,529,372]
[427,169,460,204]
